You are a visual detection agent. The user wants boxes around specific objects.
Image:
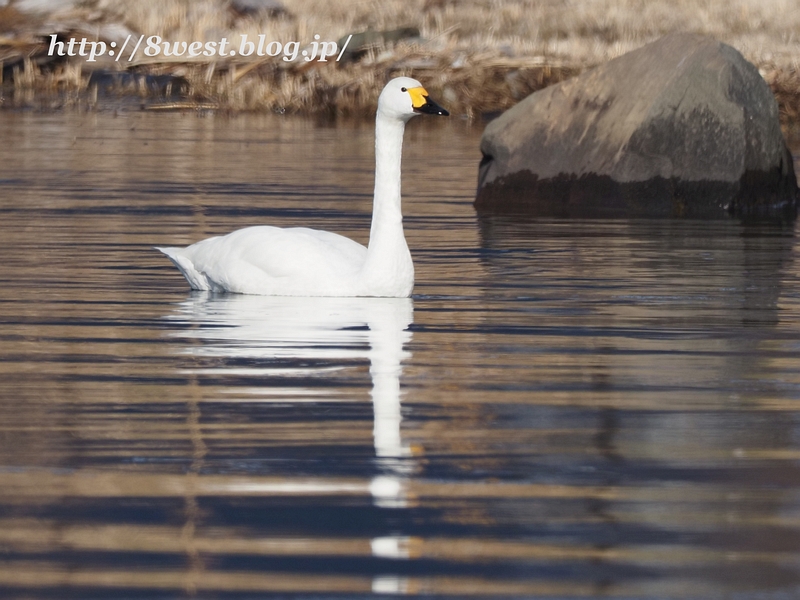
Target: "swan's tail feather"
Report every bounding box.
[155,246,211,291]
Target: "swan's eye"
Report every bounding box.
[400,87,407,92]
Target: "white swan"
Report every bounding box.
[157,77,448,297]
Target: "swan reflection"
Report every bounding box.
[166,293,415,492]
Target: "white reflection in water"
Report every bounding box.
[166,293,414,510]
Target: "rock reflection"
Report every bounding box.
[471,215,800,588]
[475,216,798,411]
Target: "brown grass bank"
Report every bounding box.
[1,0,799,131]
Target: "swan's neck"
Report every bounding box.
[360,111,413,296]
[369,113,405,239]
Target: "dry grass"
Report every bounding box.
[1,0,799,124]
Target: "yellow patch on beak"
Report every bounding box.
[408,86,429,109]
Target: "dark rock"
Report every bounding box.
[475,32,798,218]
[88,70,189,98]
[337,27,420,63]
[229,0,287,18]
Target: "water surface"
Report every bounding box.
[1,110,800,599]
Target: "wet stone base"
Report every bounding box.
[87,70,190,98]
[474,170,799,220]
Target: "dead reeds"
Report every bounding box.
[1,0,799,125]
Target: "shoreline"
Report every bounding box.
[3,56,799,123]
[1,1,798,138]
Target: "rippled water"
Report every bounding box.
[1,110,800,599]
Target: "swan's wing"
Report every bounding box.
[165,226,368,294]
[226,226,367,276]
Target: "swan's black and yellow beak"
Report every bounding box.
[409,86,449,116]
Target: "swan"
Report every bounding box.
[157,77,448,297]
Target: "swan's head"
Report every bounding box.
[378,77,449,121]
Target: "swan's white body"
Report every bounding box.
[157,77,447,297]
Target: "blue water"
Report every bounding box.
[0,111,799,599]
